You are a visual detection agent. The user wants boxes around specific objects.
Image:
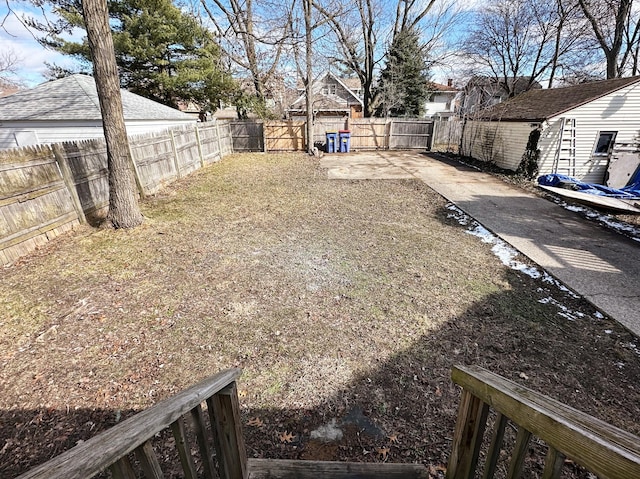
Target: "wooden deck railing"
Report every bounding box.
[446,365,640,479]
[16,368,245,479]
[16,365,640,479]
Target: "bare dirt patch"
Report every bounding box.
[1,153,638,477]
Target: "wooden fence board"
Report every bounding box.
[198,123,223,162]
[130,135,178,195]
[231,118,432,152]
[57,140,110,218]
[433,119,462,153]
[313,119,347,145]
[172,130,202,177]
[265,121,305,151]
[218,122,233,156]
[349,119,389,150]
[389,119,433,149]
[0,123,234,265]
[230,121,264,151]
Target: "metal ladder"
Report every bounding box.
[552,117,577,176]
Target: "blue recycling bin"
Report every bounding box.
[339,130,351,153]
[325,131,338,153]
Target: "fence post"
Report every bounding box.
[126,142,146,198]
[51,144,87,225]
[170,130,182,179]
[194,125,205,168]
[262,121,268,153]
[209,382,248,479]
[431,120,438,152]
[216,122,224,159]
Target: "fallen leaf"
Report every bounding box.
[387,433,400,444]
[238,389,248,398]
[247,417,264,427]
[279,431,296,443]
[429,464,447,476]
[435,386,442,397]
[519,372,529,380]
[376,447,390,461]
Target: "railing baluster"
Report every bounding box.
[134,440,165,479]
[506,427,532,479]
[210,382,248,479]
[109,456,137,479]
[171,416,199,479]
[482,412,508,479]
[446,389,489,479]
[541,446,565,479]
[191,403,217,479]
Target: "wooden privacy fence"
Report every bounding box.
[432,119,462,153]
[447,365,640,479]
[0,122,233,265]
[230,118,433,152]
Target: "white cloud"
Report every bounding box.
[0,6,83,86]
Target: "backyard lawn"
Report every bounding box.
[1,153,638,477]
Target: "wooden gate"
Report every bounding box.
[264,121,306,151]
[389,119,433,149]
[230,121,264,152]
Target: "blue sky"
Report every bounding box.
[0,2,81,86]
[1,0,472,88]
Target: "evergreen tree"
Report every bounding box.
[375,28,430,117]
[40,0,237,110]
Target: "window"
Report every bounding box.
[322,84,336,95]
[593,131,617,155]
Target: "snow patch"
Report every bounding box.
[447,203,589,321]
[547,196,640,242]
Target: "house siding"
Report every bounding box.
[538,81,640,183]
[461,81,640,182]
[0,119,195,150]
[424,92,456,118]
[460,120,536,170]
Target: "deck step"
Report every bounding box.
[247,458,430,479]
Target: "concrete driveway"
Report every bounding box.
[320,151,640,337]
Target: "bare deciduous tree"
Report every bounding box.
[200,0,294,106]
[463,0,592,95]
[311,0,378,116]
[82,0,143,228]
[314,0,451,117]
[577,0,638,78]
[0,48,21,78]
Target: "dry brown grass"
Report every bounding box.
[1,153,638,477]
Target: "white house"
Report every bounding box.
[0,74,197,150]
[460,76,640,184]
[424,80,458,119]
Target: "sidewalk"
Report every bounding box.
[321,151,640,337]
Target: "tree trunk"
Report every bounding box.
[304,0,314,154]
[82,0,143,228]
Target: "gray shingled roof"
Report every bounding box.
[0,74,194,121]
[476,76,640,121]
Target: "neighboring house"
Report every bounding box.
[0,74,196,150]
[0,79,21,98]
[424,80,458,119]
[458,76,542,116]
[460,76,640,183]
[287,72,364,120]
